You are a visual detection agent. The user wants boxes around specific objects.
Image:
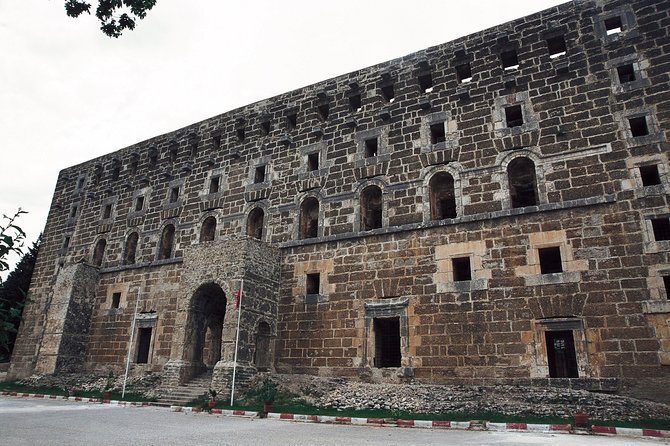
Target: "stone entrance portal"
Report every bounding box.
[186,283,226,373]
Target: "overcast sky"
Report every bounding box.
[0,0,566,278]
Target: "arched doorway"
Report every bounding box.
[185,283,227,371]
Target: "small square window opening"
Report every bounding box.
[639,165,661,187]
[617,64,636,83]
[111,292,121,309]
[381,84,395,103]
[539,247,563,274]
[604,16,623,35]
[307,153,319,172]
[430,123,446,144]
[505,105,524,128]
[418,72,433,93]
[547,35,567,58]
[629,116,649,137]
[349,93,362,112]
[209,176,220,194]
[169,186,180,203]
[452,257,472,282]
[254,166,266,184]
[287,112,298,130]
[501,50,519,70]
[306,273,320,295]
[364,138,379,158]
[135,196,145,212]
[651,218,670,241]
[455,63,472,83]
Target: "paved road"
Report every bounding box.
[0,397,659,446]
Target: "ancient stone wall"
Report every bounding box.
[9,0,670,401]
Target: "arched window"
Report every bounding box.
[508,157,539,208]
[247,208,265,240]
[360,185,382,230]
[158,224,175,260]
[299,197,319,239]
[200,216,217,242]
[92,239,107,267]
[123,232,139,265]
[429,172,456,220]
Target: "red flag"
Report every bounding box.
[235,288,241,309]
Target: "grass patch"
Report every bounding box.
[0,381,155,402]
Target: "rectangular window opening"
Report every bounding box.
[63,236,71,250]
[318,103,330,121]
[639,165,661,187]
[306,273,320,295]
[546,330,579,378]
[430,123,446,145]
[212,134,221,148]
[547,35,567,58]
[70,206,78,219]
[260,120,271,136]
[102,204,112,220]
[663,275,670,300]
[77,178,85,189]
[539,246,563,274]
[134,196,145,212]
[307,153,319,172]
[209,176,220,194]
[455,63,472,83]
[505,105,523,127]
[111,292,121,309]
[287,113,298,130]
[364,138,379,158]
[374,317,401,368]
[452,257,472,282]
[651,218,670,241]
[418,73,433,93]
[136,327,152,364]
[617,64,636,83]
[236,127,245,142]
[169,186,180,203]
[349,93,362,112]
[254,165,266,184]
[501,49,519,70]
[604,16,623,35]
[629,116,649,137]
[381,84,395,103]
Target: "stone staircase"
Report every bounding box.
[156,371,212,406]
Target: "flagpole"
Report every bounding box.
[230,279,243,406]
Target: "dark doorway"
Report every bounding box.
[186,283,227,371]
[546,330,578,378]
[136,327,152,364]
[374,317,401,368]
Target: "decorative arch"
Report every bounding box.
[92,238,107,267]
[299,196,320,239]
[247,207,265,240]
[157,223,176,260]
[200,216,217,242]
[123,231,139,265]
[496,149,546,209]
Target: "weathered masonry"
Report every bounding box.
[9,0,670,402]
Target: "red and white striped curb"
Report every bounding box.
[170,406,257,417]
[1,391,149,406]
[267,412,670,439]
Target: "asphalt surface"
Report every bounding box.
[0,397,659,446]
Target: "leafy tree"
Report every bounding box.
[0,209,28,361]
[0,235,40,361]
[64,0,157,38]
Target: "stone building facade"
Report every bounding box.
[9,0,670,401]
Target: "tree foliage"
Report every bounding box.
[0,210,32,361]
[0,235,40,361]
[64,0,157,38]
